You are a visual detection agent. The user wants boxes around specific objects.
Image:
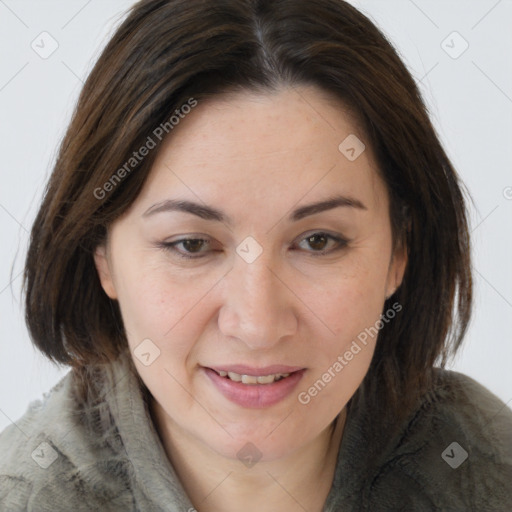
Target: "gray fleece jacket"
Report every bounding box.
[1,349,511,511]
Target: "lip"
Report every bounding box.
[203,366,305,409]
[208,364,304,376]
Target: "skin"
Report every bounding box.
[94,85,407,512]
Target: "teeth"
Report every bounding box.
[242,374,259,384]
[218,370,291,384]
[255,374,275,384]
[227,371,242,382]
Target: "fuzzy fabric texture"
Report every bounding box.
[1,349,511,511]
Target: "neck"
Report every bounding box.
[150,399,347,512]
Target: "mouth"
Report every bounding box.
[212,369,292,385]
[202,365,305,408]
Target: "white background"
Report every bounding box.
[1,0,511,432]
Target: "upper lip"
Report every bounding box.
[206,364,304,376]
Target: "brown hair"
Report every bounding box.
[23,0,472,421]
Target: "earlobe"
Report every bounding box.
[93,244,118,299]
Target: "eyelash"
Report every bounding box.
[157,232,348,260]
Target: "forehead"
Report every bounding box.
[163,86,365,159]
[135,85,385,214]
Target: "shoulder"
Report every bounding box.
[369,369,512,510]
[0,371,135,511]
[0,374,69,510]
[0,374,69,477]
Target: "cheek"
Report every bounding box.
[297,248,390,395]
[305,251,390,339]
[116,271,203,401]
[296,279,385,418]
[305,279,382,380]
[114,258,220,364]
[111,258,174,333]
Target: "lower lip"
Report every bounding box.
[203,367,305,408]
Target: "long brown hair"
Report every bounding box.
[23,0,472,420]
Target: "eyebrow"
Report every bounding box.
[142,194,367,225]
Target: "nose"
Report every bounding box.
[218,249,298,350]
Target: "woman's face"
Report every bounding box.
[94,85,407,462]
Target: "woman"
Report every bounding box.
[1,0,511,510]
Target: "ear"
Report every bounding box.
[93,244,118,299]
[385,236,408,300]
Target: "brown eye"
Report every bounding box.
[297,232,348,256]
[161,237,212,259]
[180,239,207,254]
[306,234,329,251]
